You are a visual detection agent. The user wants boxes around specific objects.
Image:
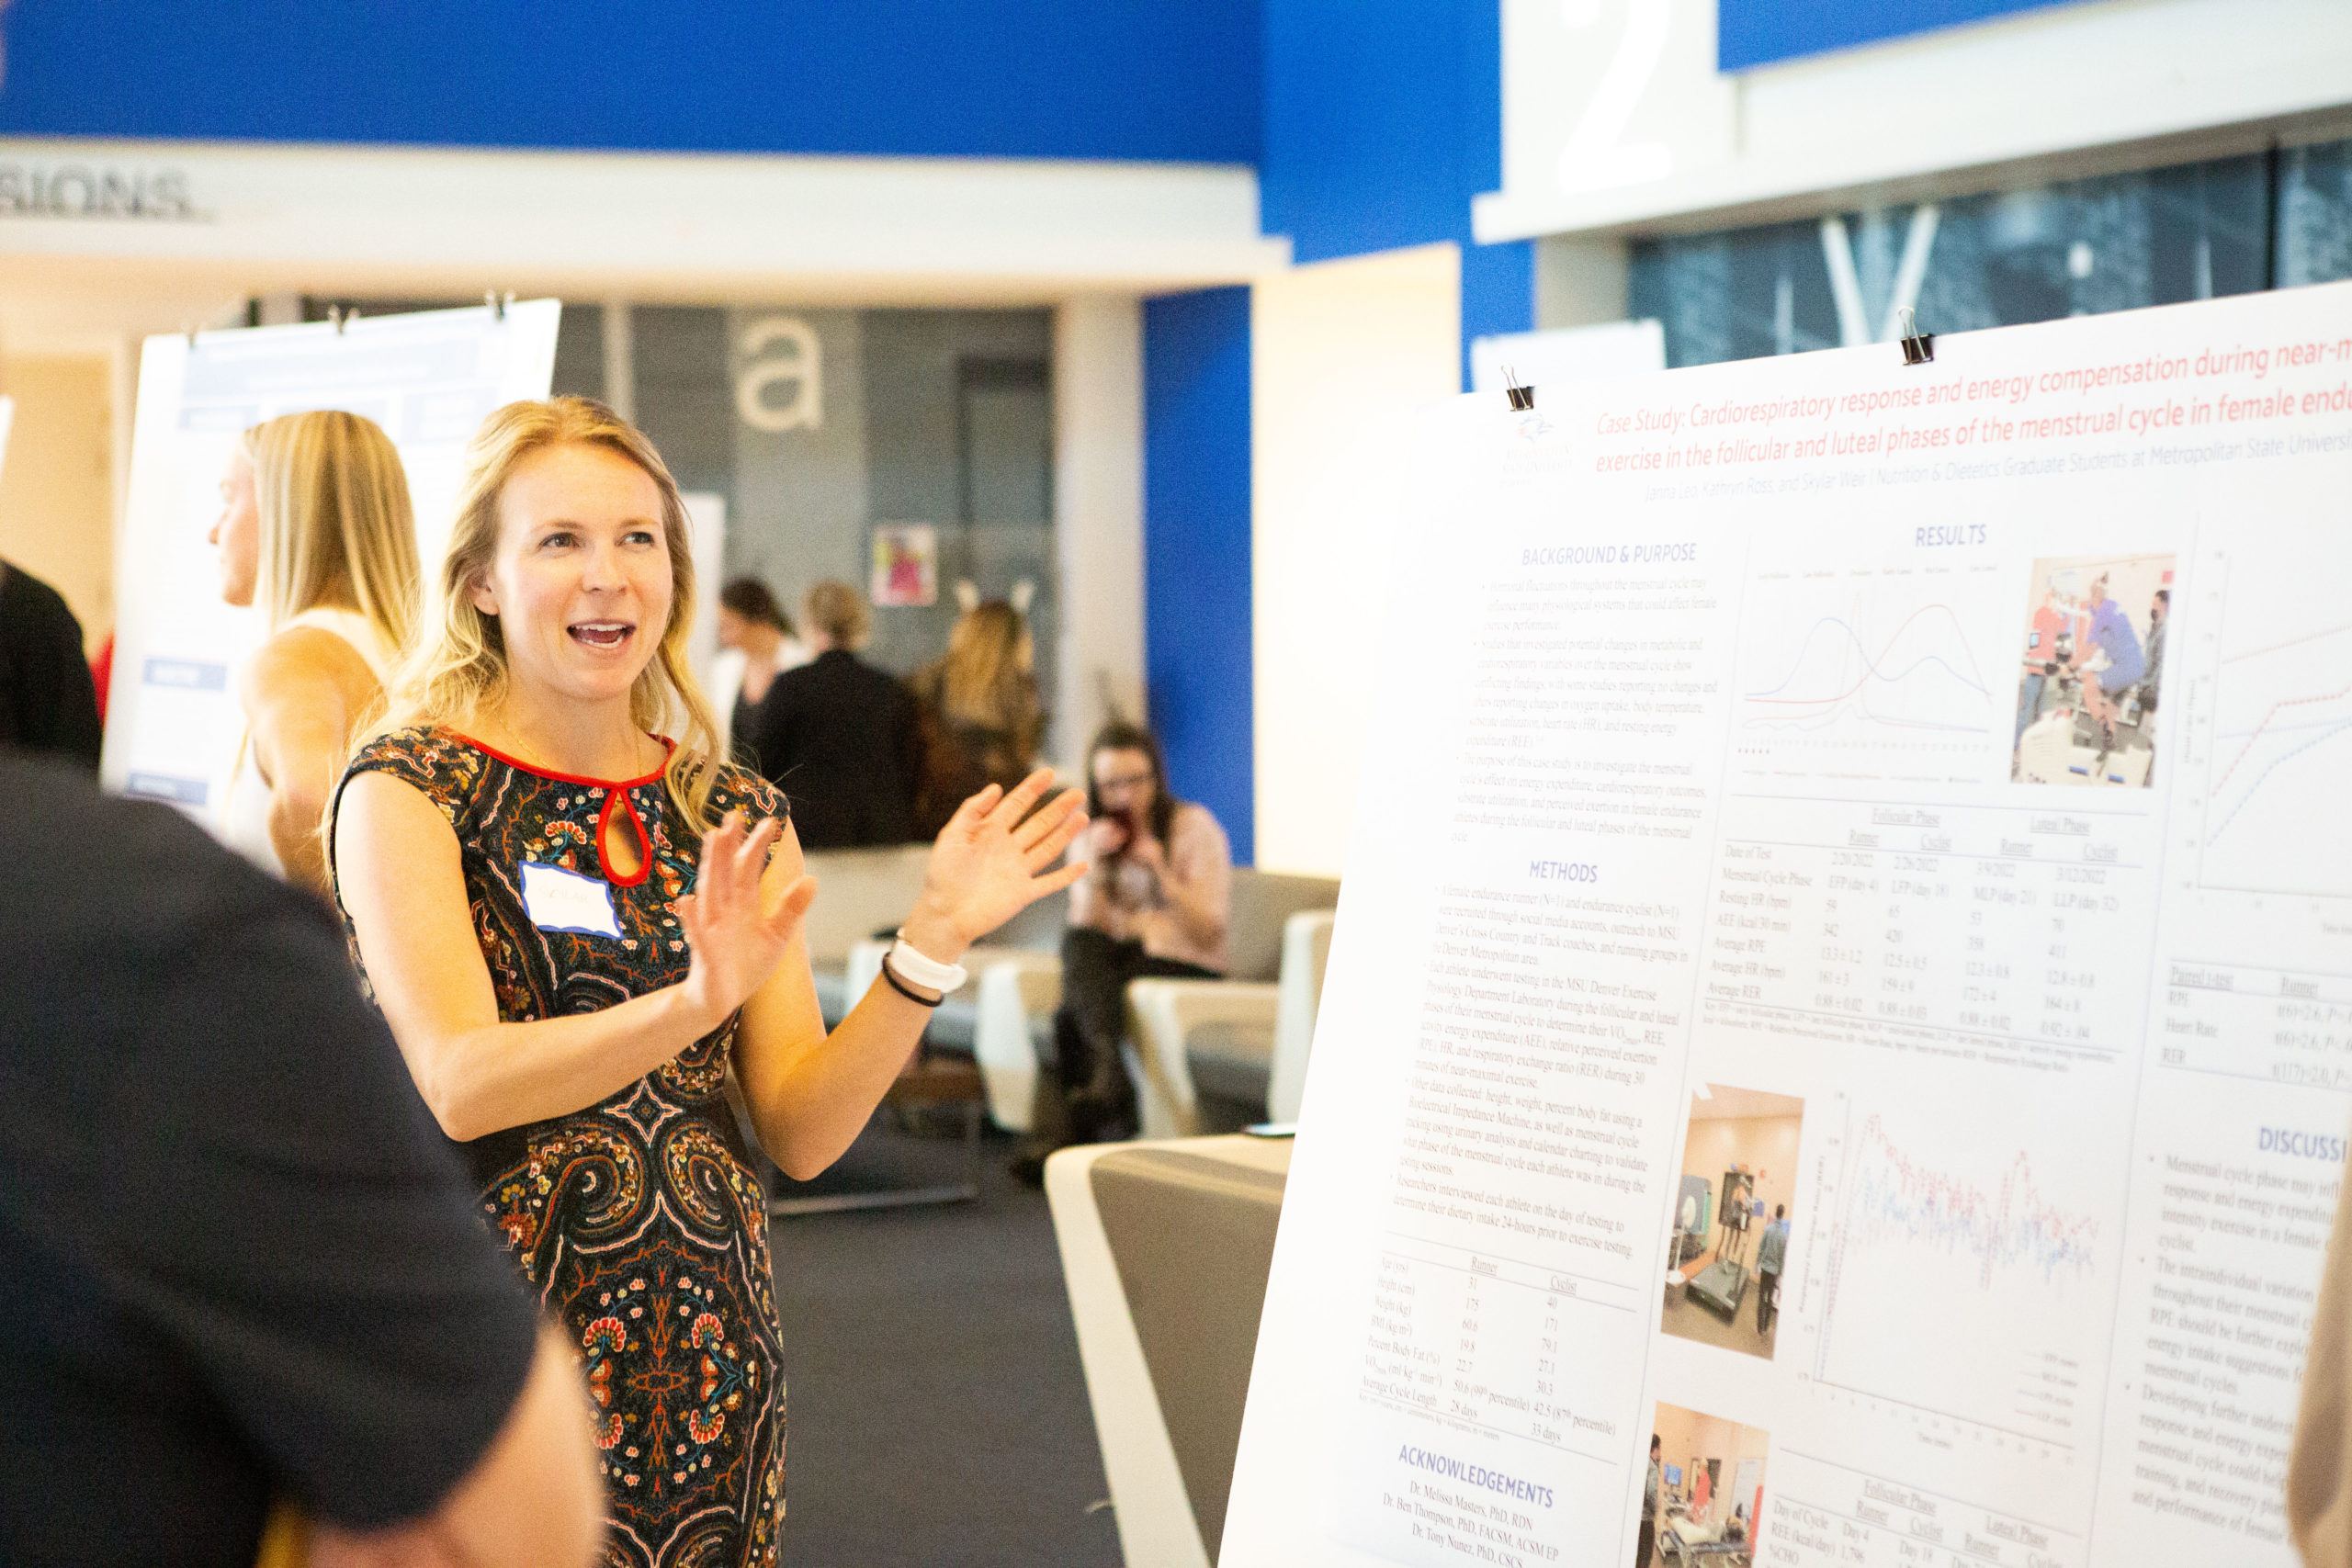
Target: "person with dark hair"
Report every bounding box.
[1016,720,1233,1175]
[712,575,808,762]
[737,578,922,847]
[720,576,793,639]
[0,558,103,773]
[910,598,1043,839]
[1756,1202,1790,1336]
[0,751,604,1568]
[1638,1433,1661,1567]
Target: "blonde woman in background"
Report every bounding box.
[910,592,1043,840]
[209,410,417,895]
[331,397,1083,1562]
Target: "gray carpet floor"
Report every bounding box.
[768,1113,1125,1567]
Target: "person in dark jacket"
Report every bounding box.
[0,560,103,772]
[737,578,921,847]
[0,750,603,1568]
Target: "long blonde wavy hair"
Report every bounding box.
[245,410,419,651]
[370,396,725,829]
[932,600,1040,742]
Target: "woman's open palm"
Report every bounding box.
[912,769,1089,951]
[676,812,818,1026]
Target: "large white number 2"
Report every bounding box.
[1554,0,1674,196]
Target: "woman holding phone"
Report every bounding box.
[330,397,1084,1562]
[1018,720,1232,1174]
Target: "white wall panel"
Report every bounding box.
[1251,245,1458,876]
[1053,296,1146,773]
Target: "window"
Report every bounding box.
[1629,140,2352,369]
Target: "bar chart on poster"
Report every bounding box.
[1223,282,2352,1567]
[99,303,560,827]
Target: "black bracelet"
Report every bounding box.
[879,956,945,1008]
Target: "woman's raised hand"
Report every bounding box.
[676,811,819,1030]
[902,769,1089,961]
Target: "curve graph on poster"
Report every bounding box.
[2196,548,2352,900]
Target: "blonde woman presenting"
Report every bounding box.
[209,411,418,895]
[330,397,1085,1564]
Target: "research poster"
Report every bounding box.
[101,301,560,822]
[1226,280,2352,1568]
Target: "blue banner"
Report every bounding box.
[1720,0,2093,72]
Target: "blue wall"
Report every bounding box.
[0,0,1261,163]
[1136,4,1531,865]
[1142,288,1255,866]
[1719,0,2092,71]
[1260,0,1532,388]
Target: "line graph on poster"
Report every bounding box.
[2190,548,2352,900]
[1800,1095,2106,1457]
[1733,563,2007,784]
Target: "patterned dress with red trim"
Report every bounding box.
[334,727,790,1568]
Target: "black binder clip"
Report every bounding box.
[1897,307,1935,367]
[1503,364,1536,412]
[329,305,356,335]
[486,290,511,321]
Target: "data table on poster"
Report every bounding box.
[2155,958,2352,1090]
[1701,795,2156,1071]
[1223,282,2352,1568]
[1767,1450,2079,1568]
[1360,1238,1638,1463]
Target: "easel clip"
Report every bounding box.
[1898,307,1936,367]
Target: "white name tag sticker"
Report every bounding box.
[519,861,623,940]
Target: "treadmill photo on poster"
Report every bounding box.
[1662,1086,1802,1365]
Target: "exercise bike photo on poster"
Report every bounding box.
[2013,552,2175,787]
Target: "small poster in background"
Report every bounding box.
[871,522,937,606]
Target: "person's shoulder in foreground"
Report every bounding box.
[0,554,80,637]
[0,753,602,1568]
